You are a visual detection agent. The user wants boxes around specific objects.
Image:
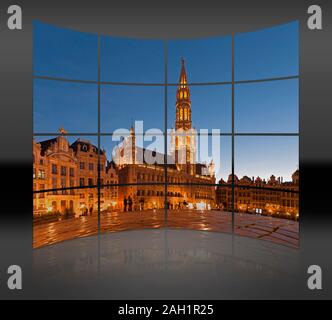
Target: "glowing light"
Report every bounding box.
[196,202,206,210]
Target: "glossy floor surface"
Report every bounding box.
[32,229,302,299]
[34,210,299,248]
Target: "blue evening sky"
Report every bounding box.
[235,79,299,133]
[33,21,299,181]
[235,137,298,182]
[33,21,98,81]
[235,21,299,80]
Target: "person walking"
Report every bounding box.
[123,196,127,212]
[128,196,133,212]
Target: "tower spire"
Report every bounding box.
[174,58,196,173]
[176,58,191,130]
[179,57,188,88]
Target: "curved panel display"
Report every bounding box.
[33,21,299,249]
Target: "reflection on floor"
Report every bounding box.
[32,229,301,299]
[33,210,299,249]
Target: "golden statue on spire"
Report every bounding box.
[59,127,67,135]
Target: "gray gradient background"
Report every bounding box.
[0,0,331,299]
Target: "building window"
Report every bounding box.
[80,162,85,170]
[69,167,75,177]
[52,177,57,195]
[52,164,57,174]
[61,179,66,195]
[70,180,75,194]
[88,178,93,186]
[89,163,94,171]
[52,201,57,212]
[61,166,66,176]
[80,178,85,186]
[38,170,45,179]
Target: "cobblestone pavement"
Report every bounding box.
[33,210,299,249]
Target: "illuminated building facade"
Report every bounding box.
[33,60,215,217]
[33,60,298,219]
[113,59,216,210]
[33,132,119,217]
[216,170,299,219]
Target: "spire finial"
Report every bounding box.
[179,57,188,87]
[59,127,67,135]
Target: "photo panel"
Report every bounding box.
[100,134,166,186]
[234,21,299,81]
[168,36,232,83]
[100,35,164,83]
[235,79,299,133]
[99,184,167,235]
[234,136,299,248]
[33,79,98,133]
[101,84,164,134]
[99,134,167,235]
[167,84,232,133]
[33,21,98,81]
[165,133,232,234]
[33,135,100,248]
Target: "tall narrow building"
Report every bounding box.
[175,58,192,131]
[174,58,196,174]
